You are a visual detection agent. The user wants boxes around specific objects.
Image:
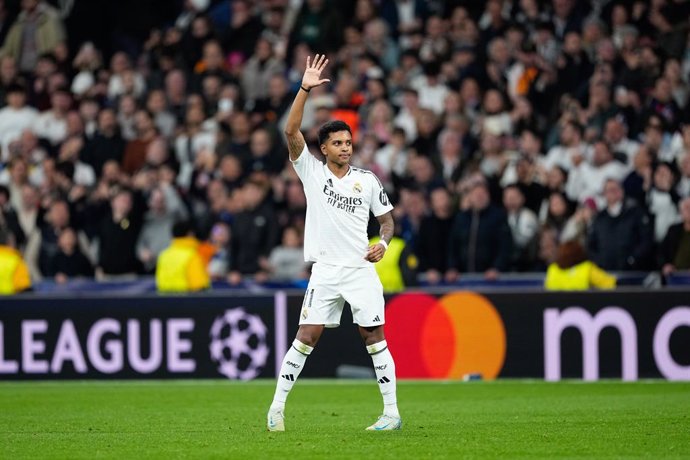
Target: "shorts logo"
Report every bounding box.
[286,361,301,369]
[353,182,362,193]
[372,315,381,323]
[379,190,389,206]
[375,364,387,370]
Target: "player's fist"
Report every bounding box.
[365,242,386,263]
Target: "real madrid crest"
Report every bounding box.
[353,182,362,193]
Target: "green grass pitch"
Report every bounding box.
[1,380,688,459]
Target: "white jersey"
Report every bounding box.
[292,145,393,267]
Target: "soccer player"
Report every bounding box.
[267,55,401,432]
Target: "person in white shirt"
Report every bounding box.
[566,140,627,205]
[267,55,401,433]
[0,84,38,162]
[34,86,71,146]
[542,120,589,173]
[603,117,639,168]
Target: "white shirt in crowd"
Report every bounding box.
[647,188,681,243]
[34,110,68,146]
[541,142,591,172]
[291,144,393,267]
[0,106,38,161]
[566,160,628,204]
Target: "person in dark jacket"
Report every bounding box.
[446,177,513,281]
[660,197,690,277]
[228,180,278,284]
[417,187,454,284]
[96,187,143,278]
[80,108,126,178]
[587,179,653,271]
[46,227,93,282]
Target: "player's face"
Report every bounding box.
[321,130,353,167]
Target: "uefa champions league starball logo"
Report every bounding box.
[209,308,269,380]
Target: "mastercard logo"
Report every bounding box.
[385,291,506,379]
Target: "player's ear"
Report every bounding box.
[320,144,326,154]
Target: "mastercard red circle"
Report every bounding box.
[386,291,507,379]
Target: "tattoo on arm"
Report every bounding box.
[286,132,306,161]
[377,211,394,245]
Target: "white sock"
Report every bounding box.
[270,339,313,411]
[367,340,399,418]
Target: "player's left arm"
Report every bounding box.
[365,211,394,263]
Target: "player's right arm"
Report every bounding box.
[285,54,330,162]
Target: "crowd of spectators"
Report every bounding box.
[0,0,689,288]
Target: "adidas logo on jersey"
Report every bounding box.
[377,376,390,384]
[327,178,333,187]
[372,315,381,323]
[281,374,295,381]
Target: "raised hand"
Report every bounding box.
[301,54,330,90]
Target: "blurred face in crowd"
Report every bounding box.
[255,37,273,61]
[202,75,222,101]
[49,201,70,228]
[483,89,504,114]
[559,123,579,146]
[57,228,77,254]
[604,118,626,144]
[148,188,167,213]
[519,130,541,156]
[101,160,121,183]
[250,129,272,157]
[165,70,186,96]
[98,108,117,133]
[547,167,566,190]
[592,141,612,167]
[134,110,154,136]
[549,193,568,218]
[469,182,490,211]
[21,0,38,13]
[146,90,167,114]
[653,77,672,103]
[146,138,168,165]
[110,52,130,74]
[282,227,301,248]
[210,222,230,246]
[430,187,452,218]
[503,186,524,212]
[410,155,434,185]
[118,94,137,116]
[111,190,133,217]
[603,179,623,207]
[242,182,265,210]
[203,41,224,70]
[9,159,28,183]
[219,154,242,181]
[20,184,39,209]
[653,164,675,192]
[7,89,26,109]
[0,56,17,82]
[268,74,287,99]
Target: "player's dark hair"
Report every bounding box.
[318,120,352,146]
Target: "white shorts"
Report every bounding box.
[299,263,385,328]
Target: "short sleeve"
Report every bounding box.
[290,144,319,180]
[370,174,394,217]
